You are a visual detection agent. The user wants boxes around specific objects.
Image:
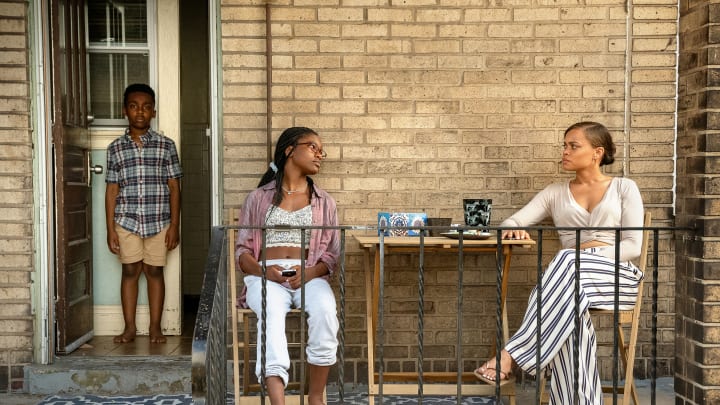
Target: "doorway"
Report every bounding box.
[70,0,209,351]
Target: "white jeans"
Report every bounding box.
[244,259,339,386]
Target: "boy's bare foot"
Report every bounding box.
[150,334,167,343]
[150,327,167,343]
[113,329,136,343]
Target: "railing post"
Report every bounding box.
[191,226,227,405]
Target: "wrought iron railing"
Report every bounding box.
[192,222,684,405]
[191,227,227,405]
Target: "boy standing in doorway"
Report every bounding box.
[105,83,182,343]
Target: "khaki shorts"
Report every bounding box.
[115,224,169,267]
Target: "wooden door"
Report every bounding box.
[51,0,94,354]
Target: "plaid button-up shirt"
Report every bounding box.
[106,128,183,238]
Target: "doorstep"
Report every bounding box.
[24,356,190,395]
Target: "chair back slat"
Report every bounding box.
[227,208,241,403]
[636,211,652,274]
[628,211,651,317]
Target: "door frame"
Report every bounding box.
[209,0,222,227]
[30,0,208,363]
[31,0,56,365]
[34,0,96,358]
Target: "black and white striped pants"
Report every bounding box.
[505,247,643,405]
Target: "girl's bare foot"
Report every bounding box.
[113,328,136,343]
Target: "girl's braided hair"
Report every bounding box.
[258,127,319,206]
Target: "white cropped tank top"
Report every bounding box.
[264,205,312,249]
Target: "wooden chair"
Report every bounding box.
[540,211,652,405]
[227,211,310,404]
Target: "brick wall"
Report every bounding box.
[0,0,34,394]
[221,2,679,385]
[676,1,720,404]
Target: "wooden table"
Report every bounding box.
[354,235,535,400]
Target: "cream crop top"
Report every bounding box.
[500,177,644,262]
[264,205,312,249]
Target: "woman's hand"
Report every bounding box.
[502,229,530,240]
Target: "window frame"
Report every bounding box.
[85,0,157,128]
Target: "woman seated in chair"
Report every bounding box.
[474,121,645,405]
[235,127,340,405]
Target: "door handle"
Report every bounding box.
[88,164,103,188]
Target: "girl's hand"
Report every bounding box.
[259,264,287,284]
[285,265,304,289]
[502,230,530,240]
[284,263,326,289]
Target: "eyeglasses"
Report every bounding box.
[295,142,327,159]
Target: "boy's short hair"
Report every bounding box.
[123,83,155,106]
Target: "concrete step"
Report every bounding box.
[24,356,191,395]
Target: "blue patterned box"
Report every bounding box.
[377,212,428,237]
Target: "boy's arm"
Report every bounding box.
[105,183,120,254]
[165,177,181,250]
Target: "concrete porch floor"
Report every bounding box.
[1,375,676,404]
[4,298,675,404]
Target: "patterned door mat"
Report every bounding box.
[37,393,497,404]
[38,394,194,405]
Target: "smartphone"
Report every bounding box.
[281,269,297,277]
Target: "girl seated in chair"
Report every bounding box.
[236,127,340,405]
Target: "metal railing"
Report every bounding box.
[192,227,227,405]
[192,222,684,405]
